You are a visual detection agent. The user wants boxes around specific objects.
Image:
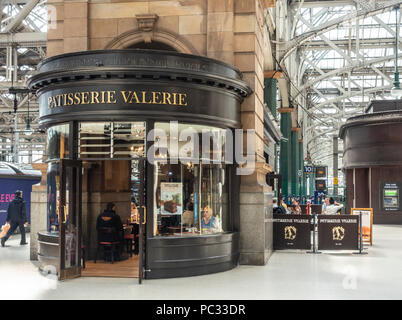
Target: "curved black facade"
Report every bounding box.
[29,50,251,279]
[147,233,239,279]
[339,111,402,169]
[28,49,251,129]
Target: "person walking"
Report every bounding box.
[1,190,28,247]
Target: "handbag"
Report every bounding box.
[0,223,10,238]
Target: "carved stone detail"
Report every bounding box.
[136,14,159,32]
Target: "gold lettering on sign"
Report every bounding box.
[47,90,188,108]
[163,92,172,104]
[91,91,100,104]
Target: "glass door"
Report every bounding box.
[58,159,82,280]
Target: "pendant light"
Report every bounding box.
[391,5,402,97]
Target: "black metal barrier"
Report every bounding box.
[273,214,312,250]
[317,215,359,251]
[273,213,365,253]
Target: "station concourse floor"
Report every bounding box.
[1,224,402,300]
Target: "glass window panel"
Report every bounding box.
[112,122,146,158]
[47,161,60,232]
[153,161,228,237]
[78,122,146,159]
[46,124,69,160]
[79,122,111,158]
[154,122,226,162]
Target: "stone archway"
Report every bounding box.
[105,27,199,55]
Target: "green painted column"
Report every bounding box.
[299,141,304,196]
[290,130,299,196]
[309,166,315,196]
[264,78,277,119]
[280,113,291,197]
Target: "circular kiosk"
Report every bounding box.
[28,49,252,279]
[340,100,402,224]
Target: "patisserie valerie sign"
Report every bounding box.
[47,90,188,109]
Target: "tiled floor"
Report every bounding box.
[1,224,402,300]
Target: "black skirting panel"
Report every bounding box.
[145,232,239,279]
[37,231,59,272]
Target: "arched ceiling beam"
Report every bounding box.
[279,0,402,64]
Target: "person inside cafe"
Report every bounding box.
[201,205,220,233]
[130,201,139,223]
[96,202,124,260]
[325,197,344,215]
[182,193,195,227]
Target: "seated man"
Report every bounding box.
[201,205,221,233]
[96,202,123,260]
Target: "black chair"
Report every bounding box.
[95,227,121,264]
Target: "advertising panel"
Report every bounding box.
[160,182,183,215]
[351,208,373,245]
[0,178,39,226]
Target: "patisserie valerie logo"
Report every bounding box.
[332,226,345,241]
[284,226,297,240]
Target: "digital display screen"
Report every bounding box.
[315,179,326,190]
[315,166,327,178]
[384,190,398,196]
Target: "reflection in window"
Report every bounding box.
[46,124,69,160]
[47,162,60,232]
[154,122,226,162]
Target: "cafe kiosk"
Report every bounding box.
[28,49,251,280]
[340,100,402,224]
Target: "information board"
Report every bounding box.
[315,179,327,191]
[351,208,373,245]
[273,214,312,250]
[315,166,327,178]
[317,215,359,250]
[304,165,313,174]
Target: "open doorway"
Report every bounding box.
[80,159,144,278]
[75,122,146,278]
